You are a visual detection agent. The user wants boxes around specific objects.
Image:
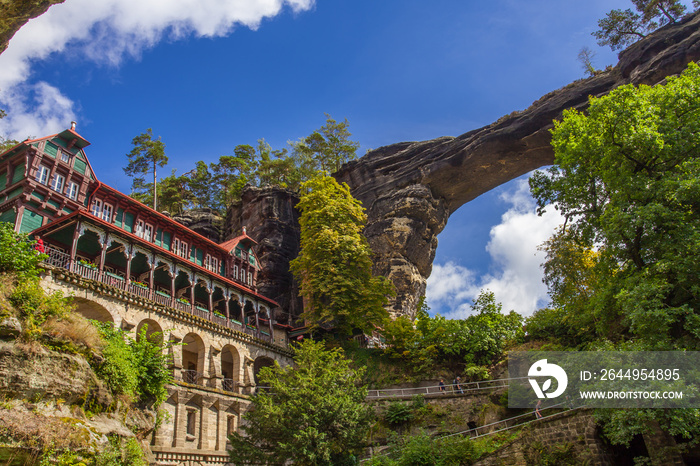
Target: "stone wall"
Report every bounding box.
[472,409,611,466]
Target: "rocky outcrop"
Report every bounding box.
[226,186,303,325]
[335,12,700,317]
[173,208,224,243]
[0,0,66,54]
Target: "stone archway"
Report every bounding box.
[136,318,164,345]
[253,356,274,386]
[182,333,205,385]
[70,297,114,324]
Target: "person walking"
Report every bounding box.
[438,379,446,393]
[535,399,543,419]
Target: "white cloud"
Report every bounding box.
[0,0,315,139]
[426,178,564,319]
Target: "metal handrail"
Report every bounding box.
[366,376,529,399]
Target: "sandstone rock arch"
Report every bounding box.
[334,13,700,317]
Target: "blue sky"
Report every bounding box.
[1,0,689,318]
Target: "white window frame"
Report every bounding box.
[91,198,102,217]
[36,165,50,185]
[60,151,70,163]
[50,173,65,193]
[67,181,79,200]
[248,271,253,286]
[179,240,188,258]
[233,265,239,280]
[143,223,153,242]
[101,203,113,222]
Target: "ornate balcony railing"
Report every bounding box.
[181,370,203,385]
[41,245,275,345]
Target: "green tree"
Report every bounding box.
[529,62,700,445]
[290,175,393,335]
[185,160,215,210]
[530,62,700,350]
[157,170,195,215]
[291,114,360,175]
[593,0,689,50]
[228,340,373,465]
[124,129,168,210]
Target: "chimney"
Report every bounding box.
[70,121,77,131]
[242,226,247,235]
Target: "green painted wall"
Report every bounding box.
[19,210,43,233]
[123,212,134,233]
[0,209,16,224]
[73,158,87,175]
[0,173,6,190]
[11,163,25,185]
[45,142,58,158]
[162,231,171,251]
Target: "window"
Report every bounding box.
[91,199,102,217]
[66,182,79,200]
[50,173,65,193]
[248,271,253,286]
[174,238,188,258]
[36,165,50,185]
[144,223,153,242]
[233,265,239,280]
[205,255,219,273]
[135,219,144,238]
[186,409,196,437]
[227,415,236,436]
[101,203,113,222]
[60,151,70,163]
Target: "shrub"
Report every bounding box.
[8,278,70,340]
[93,323,139,400]
[91,323,173,406]
[0,222,46,280]
[385,401,413,426]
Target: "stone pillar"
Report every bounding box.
[225,291,231,321]
[172,391,185,448]
[209,346,222,389]
[198,397,214,450]
[169,267,176,308]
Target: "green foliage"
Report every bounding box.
[530,62,700,443]
[290,114,360,174]
[130,325,174,405]
[385,401,414,426]
[593,0,690,50]
[594,408,700,446]
[228,339,372,465]
[417,291,523,368]
[93,323,139,399]
[123,128,168,210]
[0,222,47,280]
[290,175,393,335]
[523,441,578,466]
[92,323,172,405]
[531,62,700,350]
[94,436,146,466]
[370,430,505,466]
[9,278,69,340]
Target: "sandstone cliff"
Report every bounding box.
[225,186,303,325]
[0,0,65,54]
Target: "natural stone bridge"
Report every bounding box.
[39,260,294,466]
[335,12,700,317]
